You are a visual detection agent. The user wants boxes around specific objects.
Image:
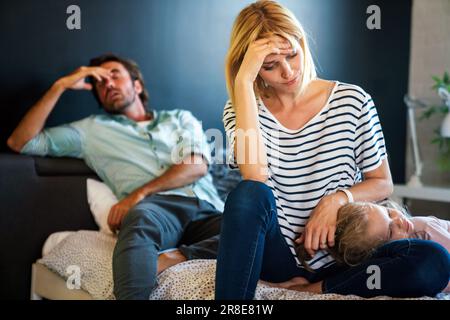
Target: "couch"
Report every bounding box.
[0,152,244,300]
[0,153,100,299]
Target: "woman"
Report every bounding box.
[216,0,449,299]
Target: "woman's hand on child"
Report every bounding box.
[297,193,347,257]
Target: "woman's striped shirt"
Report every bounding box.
[223,81,387,270]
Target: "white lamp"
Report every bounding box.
[404,90,450,187]
[438,87,450,138]
[404,95,426,187]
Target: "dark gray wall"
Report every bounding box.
[1,0,410,181]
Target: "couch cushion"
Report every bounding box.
[34,156,96,176]
[208,163,241,202]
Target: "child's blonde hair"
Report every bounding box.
[225,0,317,105]
[296,200,409,272]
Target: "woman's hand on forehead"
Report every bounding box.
[265,35,298,54]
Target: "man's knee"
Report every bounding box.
[121,206,160,231]
[115,208,161,254]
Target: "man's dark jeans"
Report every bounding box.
[113,194,221,300]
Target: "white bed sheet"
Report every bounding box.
[39,230,448,300]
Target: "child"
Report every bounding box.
[293,200,450,292]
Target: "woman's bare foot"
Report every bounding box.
[157,249,187,274]
[264,277,310,289]
[263,277,323,293]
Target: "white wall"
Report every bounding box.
[406,0,450,217]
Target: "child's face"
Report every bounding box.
[366,204,415,241]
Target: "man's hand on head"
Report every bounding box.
[55,66,112,91]
[107,191,146,233]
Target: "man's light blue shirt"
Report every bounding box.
[21,109,224,212]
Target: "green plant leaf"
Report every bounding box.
[443,71,449,84]
[422,74,450,171]
[437,153,450,172]
[420,106,438,120]
[432,75,441,83]
[431,137,441,145]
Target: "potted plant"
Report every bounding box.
[420,71,450,171]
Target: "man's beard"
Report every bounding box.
[103,90,136,115]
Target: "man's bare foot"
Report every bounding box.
[157,249,187,274]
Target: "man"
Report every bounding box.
[7,53,223,299]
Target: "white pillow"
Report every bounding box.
[38,230,117,299]
[86,179,118,235]
[42,231,76,257]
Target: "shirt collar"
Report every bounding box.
[109,110,158,127]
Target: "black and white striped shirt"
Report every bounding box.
[223,81,387,270]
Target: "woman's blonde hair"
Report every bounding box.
[296,201,410,272]
[225,0,317,105]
